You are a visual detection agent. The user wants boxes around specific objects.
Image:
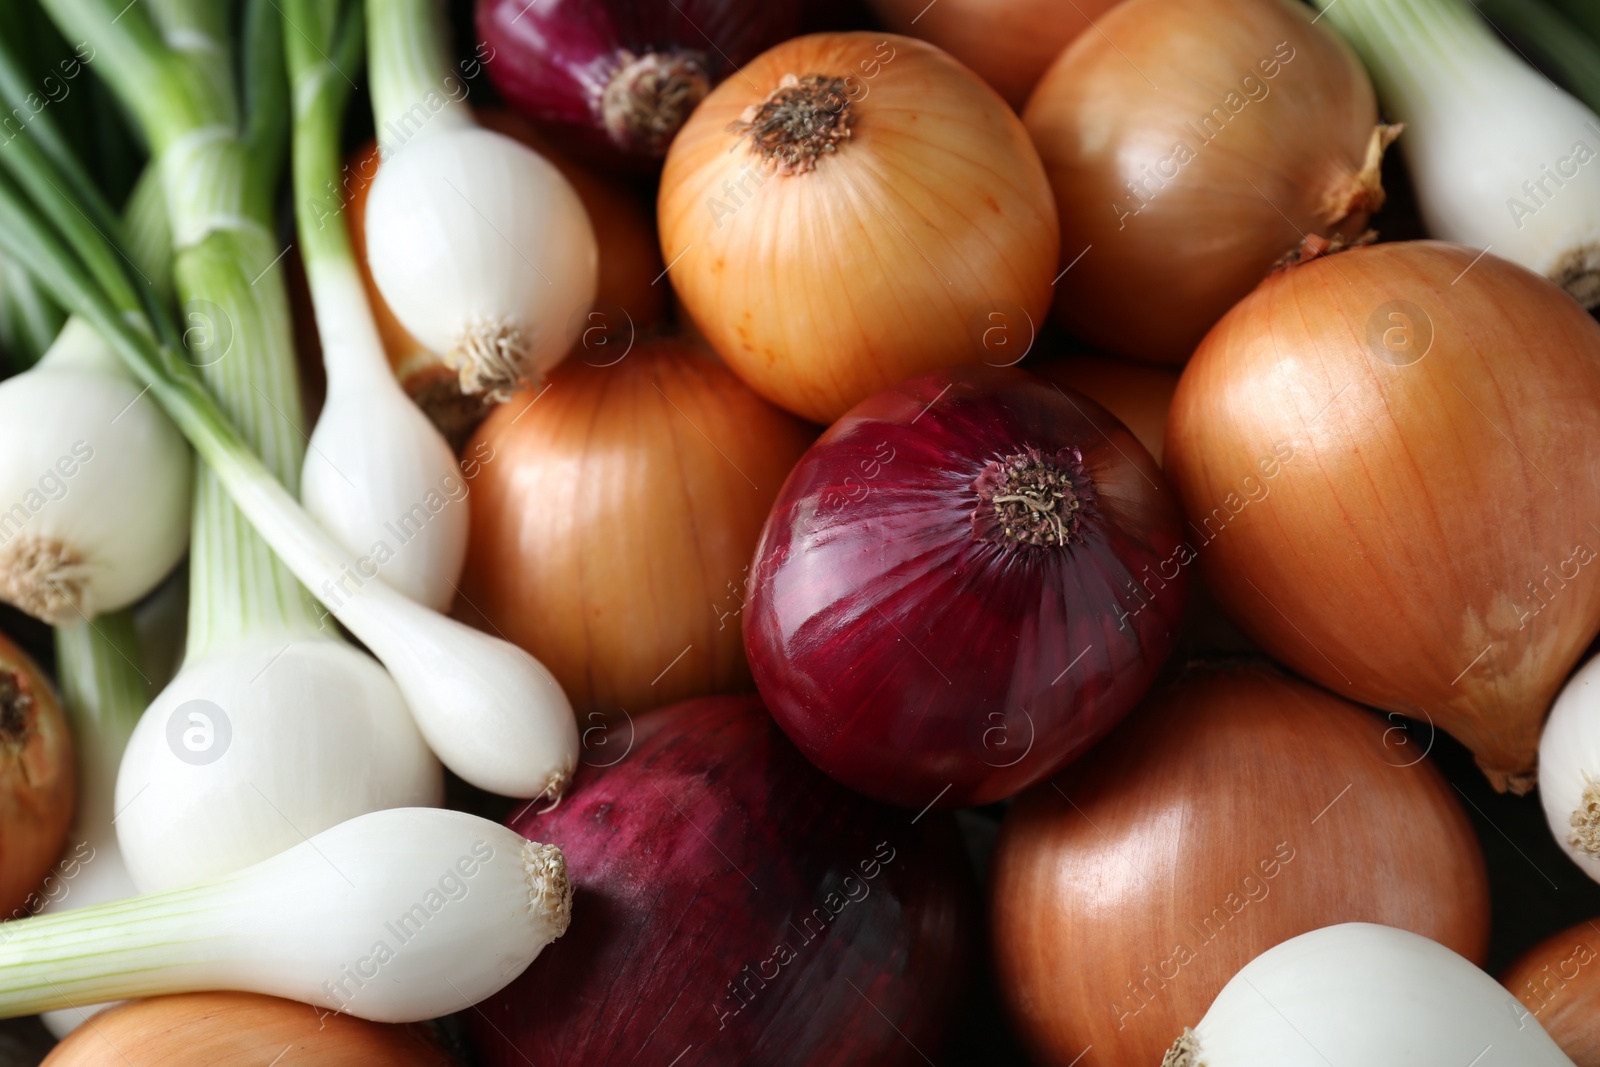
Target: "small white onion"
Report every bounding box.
[1540,652,1600,883]
[363,127,598,397]
[114,635,442,892]
[0,324,191,624]
[1168,923,1573,1065]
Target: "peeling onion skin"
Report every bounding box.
[745,365,1187,810]
[1023,0,1384,364]
[866,0,1125,109]
[660,32,1060,424]
[991,665,1490,1067]
[0,629,73,918]
[1166,240,1600,793]
[1502,919,1600,1065]
[469,695,976,1067]
[41,992,453,1067]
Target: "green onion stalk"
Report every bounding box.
[0,1,576,821]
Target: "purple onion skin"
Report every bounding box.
[477,0,802,167]
[744,365,1189,810]
[469,695,976,1067]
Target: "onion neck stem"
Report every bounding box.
[54,612,146,854]
[1470,0,1600,113]
[44,0,324,650]
[288,0,395,395]
[366,0,474,157]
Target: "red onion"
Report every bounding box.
[476,0,803,166]
[743,365,1188,810]
[468,695,976,1066]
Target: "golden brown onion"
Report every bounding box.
[659,32,1059,423]
[1166,241,1600,792]
[40,992,451,1066]
[458,334,815,719]
[0,629,72,919]
[864,0,1125,108]
[1503,920,1600,1064]
[990,664,1490,1067]
[1023,0,1391,364]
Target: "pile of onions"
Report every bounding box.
[1166,241,1600,792]
[1023,0,1393,363]
[1029,353,1179,465]
[0,628,71,917]
[458,335,814,718]
[659,31,1059,423]
[469,695,976,1066]
[866,0,1124,108]
[41,992,451,1066]
[744,365,1187,809]
[1503,919,1600,1064]
[347,109,666,445]
[477,0,804,166]
[989,664,1489,1067]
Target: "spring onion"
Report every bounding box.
[1314,0,1600,306]
[22,0,578,804]
[362,0,597,401]
[291,0,467,612]
[0,807,571,1024]
[37,612,145,1037]
[0,151,191,626]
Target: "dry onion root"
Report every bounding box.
[1166,241,1600,792]
[1023,0,1395,364]
[0,629,73,919]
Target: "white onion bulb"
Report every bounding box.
[0,321,191,624]
[1167,923,1574,1065]
[1540,652,1600,883]
[363,127,598,398]
[115,635,442,892]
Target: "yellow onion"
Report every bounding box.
[991,664,1489,1067]
[458,334,814,719]
[347,110,666,447]
[0,628,72,919]
[1030,353,1179,465]
[1503,919,1600,1064]
[1023,0,1393,364]
[1166,241,1600,792]
[865,0,1126,108]
[40,992,451,1066]
[659,31,1059,423]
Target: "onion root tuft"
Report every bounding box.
[0,538,89,626]
[521,841,573,935]
[602,51,712,158]
[1569,772,1600,855]
[1161,1027,1201,1067]
[734,73,856,175]
[451,317,532,401]
[0,670,31,744]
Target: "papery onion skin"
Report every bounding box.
[40,992,453,1066]
[660,32,1060,423]
[1165,241,1600,792]
[1503,919,1600,1064]
[1023,0,1386,364]
[1030,353,1179,465]
[745,365,1187,810]
[347,114,665,448]
[477,0,803,167]
[458,336,815,719]
[0,629,72,918]
[469,694,976,1067]
[866,0,1124,108]
[991,664,1490,1067]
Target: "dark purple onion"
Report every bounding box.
[743,365,1189,810]
[469,695,976,1067]
[476,0,803,165]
